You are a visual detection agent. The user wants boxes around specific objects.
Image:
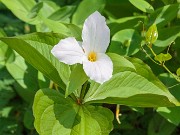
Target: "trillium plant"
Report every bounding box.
[1,0,180,134]
[51,11,113,84]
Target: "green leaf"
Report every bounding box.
[66,64,88,97]
[129,0,154,13]
[84,71,179,107]
[1,0,39,24]
[107,53,136,74]
[39,0,60,18]
[154,26,180,47]
[72,0,106,25]
[48,6,76,22]
[38,71,50,88]
[108,16,146,36]
[1,32,71,90]
[128,57,168,91]
[41,18,82,39]
[157,107,180,126]
[0,29,15,65]
[148,113,176,135]
[176,68,180,76]
[154,53,172,62]
[33,89,113,135]
[109,29,142,56]
[6,53,38,102]
[145,24,158,45]
[27,2,43,19]
[148,4,180,27]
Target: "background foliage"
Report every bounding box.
[0,0,180,134]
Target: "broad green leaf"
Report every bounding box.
[129,0,154,13]
[157,73,180,126]
[84,71,179,107]
[145,24,158,45]
[148,4,180,27]
[27,2,43,19]
[154,26,180,47]
[128,57,168,91]
[1,32,71,90]
[177,68,180,76]
[66,64,88,97]
[41,18,72,35]
[1,0,39,24]
[72,0,106,25]
[109,29,142,56]
[6,53,38,102]
[38,71,50,88]
[105,0,145,19]
[108,16,146,36]
[157,107,180,126]
[107,53,136,74]
[148,114,176,135]
[0,29,15,65]
[33,89,113,135]
[39,0,60,18]
[48,6,76,22]
[154,53,172,62]
[41,18,82,39]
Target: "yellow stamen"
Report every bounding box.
[88,52,97,62]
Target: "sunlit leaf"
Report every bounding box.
[72,0,106,25]
[109,29,142,56]
[129,0,154,13]
[1,32,71,90]
[107,53,136,74]
[33,89,114,135]
[84,71,179,107]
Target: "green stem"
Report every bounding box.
[149,47,157,57]
[143,43,180,83]
[163,64,180,82]
[141,45,160,65]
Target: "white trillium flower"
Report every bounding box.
[51,11,113,84]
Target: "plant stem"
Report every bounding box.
[141,45,160,65]
[116,104,121,124]
[163,64,180,82]
[147,45,180,83]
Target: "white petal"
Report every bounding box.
[83,53,113,84]
[51,37,85,65]
[82,11,110,54]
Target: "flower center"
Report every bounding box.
[88,52,97,62]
